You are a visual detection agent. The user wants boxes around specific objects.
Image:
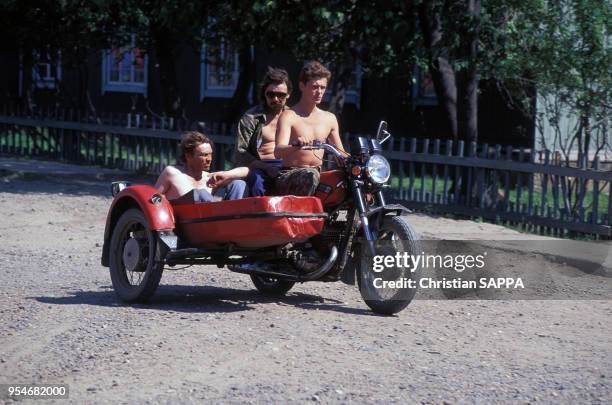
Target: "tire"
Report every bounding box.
[357,216,421,315]
[250,274,295,296]
[109,208,166,303]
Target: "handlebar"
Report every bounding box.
[299,141,346,159]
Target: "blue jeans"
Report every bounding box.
[181,180,246,203]
[214,179,247,200]
[246,160,282,197]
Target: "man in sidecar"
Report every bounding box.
[155,131,248,203]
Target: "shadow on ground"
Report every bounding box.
[31,284,379,316]
[0,169,155,198]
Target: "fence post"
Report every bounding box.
[442,140,452,204]
[540,150,550,217]
[478,143,488,209]
[432,139,440,202]
[396,138,405,199]
[407,138,416,200]
[454,141,465,205]
[591,157,600,225]
[608,180,612,227]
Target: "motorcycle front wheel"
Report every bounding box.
[357,216,421,315]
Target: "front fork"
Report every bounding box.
[351,180,382,257]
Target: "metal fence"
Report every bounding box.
[1,106,610,238]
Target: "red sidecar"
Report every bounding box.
[101,170,348,268]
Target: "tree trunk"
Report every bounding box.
[328,63,353,118]
[581,111,591,166]
[461,0,480,145]
[229,45,254,123]
[418,2,458,142]
[151,28,180,119]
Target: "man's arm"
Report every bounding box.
[274,110,297,159]
[154,166,172,194]
[248,159,279,177]
[208,167,250,189]
[233,114,259,167]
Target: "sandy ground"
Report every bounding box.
[0,157,610,404]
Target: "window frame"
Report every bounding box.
[200,41,240,100]
[101,35,148,95]
[31,50,62,89]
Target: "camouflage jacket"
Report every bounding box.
[233,105,266,167]
[233,104,288,167]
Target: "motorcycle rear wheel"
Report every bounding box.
[109,208,166,303]
[250,274,295,296]
[357,216,421,315]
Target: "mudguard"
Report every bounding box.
[101,185,175,267]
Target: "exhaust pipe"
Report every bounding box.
[228,246,339,282]
[300,246,338,281]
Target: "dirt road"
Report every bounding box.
[0,158,610,403]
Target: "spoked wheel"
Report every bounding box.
[357,216,421,315]
[250,274,295,296]
[109,208,166,303]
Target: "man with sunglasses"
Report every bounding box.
[233,67,292,196]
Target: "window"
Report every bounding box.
[200,41,239,99]
[102,35,148,95]
[322,64,362,106]
[32,50,61,89]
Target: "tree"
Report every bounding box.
[106,1,210,118]
[239,1,420,118]
[0,0,119,112]
[498,0,611,164]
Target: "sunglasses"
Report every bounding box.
[265,91,288,99]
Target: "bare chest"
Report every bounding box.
[260,121,277,144]
[171,171,210,194]
[290,117,333,141]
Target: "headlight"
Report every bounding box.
[365,154,391,184]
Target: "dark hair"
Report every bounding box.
[179,131,213,162]
[299,61,331,84]
[258,67,292,106]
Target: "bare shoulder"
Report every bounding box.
[161,165,183,176]
[322,110,339,124]
[280,109,298,120]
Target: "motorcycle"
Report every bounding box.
[101,121,421,314]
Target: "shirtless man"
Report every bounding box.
[234,67,292,196]
[274,61,347,196]
[155,131,246,203]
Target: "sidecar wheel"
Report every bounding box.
[250,275,295,296]
[357,216,421,315]
[109,208,166,303]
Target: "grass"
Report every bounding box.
[390,172,610,221]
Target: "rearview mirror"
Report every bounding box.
[376,121,391,144]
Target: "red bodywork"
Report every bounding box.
[316,170,348,209]
[101,185,175,266]
[102,170,348,265]
[172,196,325,248]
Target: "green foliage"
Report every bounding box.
[494,0,611,155]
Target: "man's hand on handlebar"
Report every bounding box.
[291,136,315,147]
